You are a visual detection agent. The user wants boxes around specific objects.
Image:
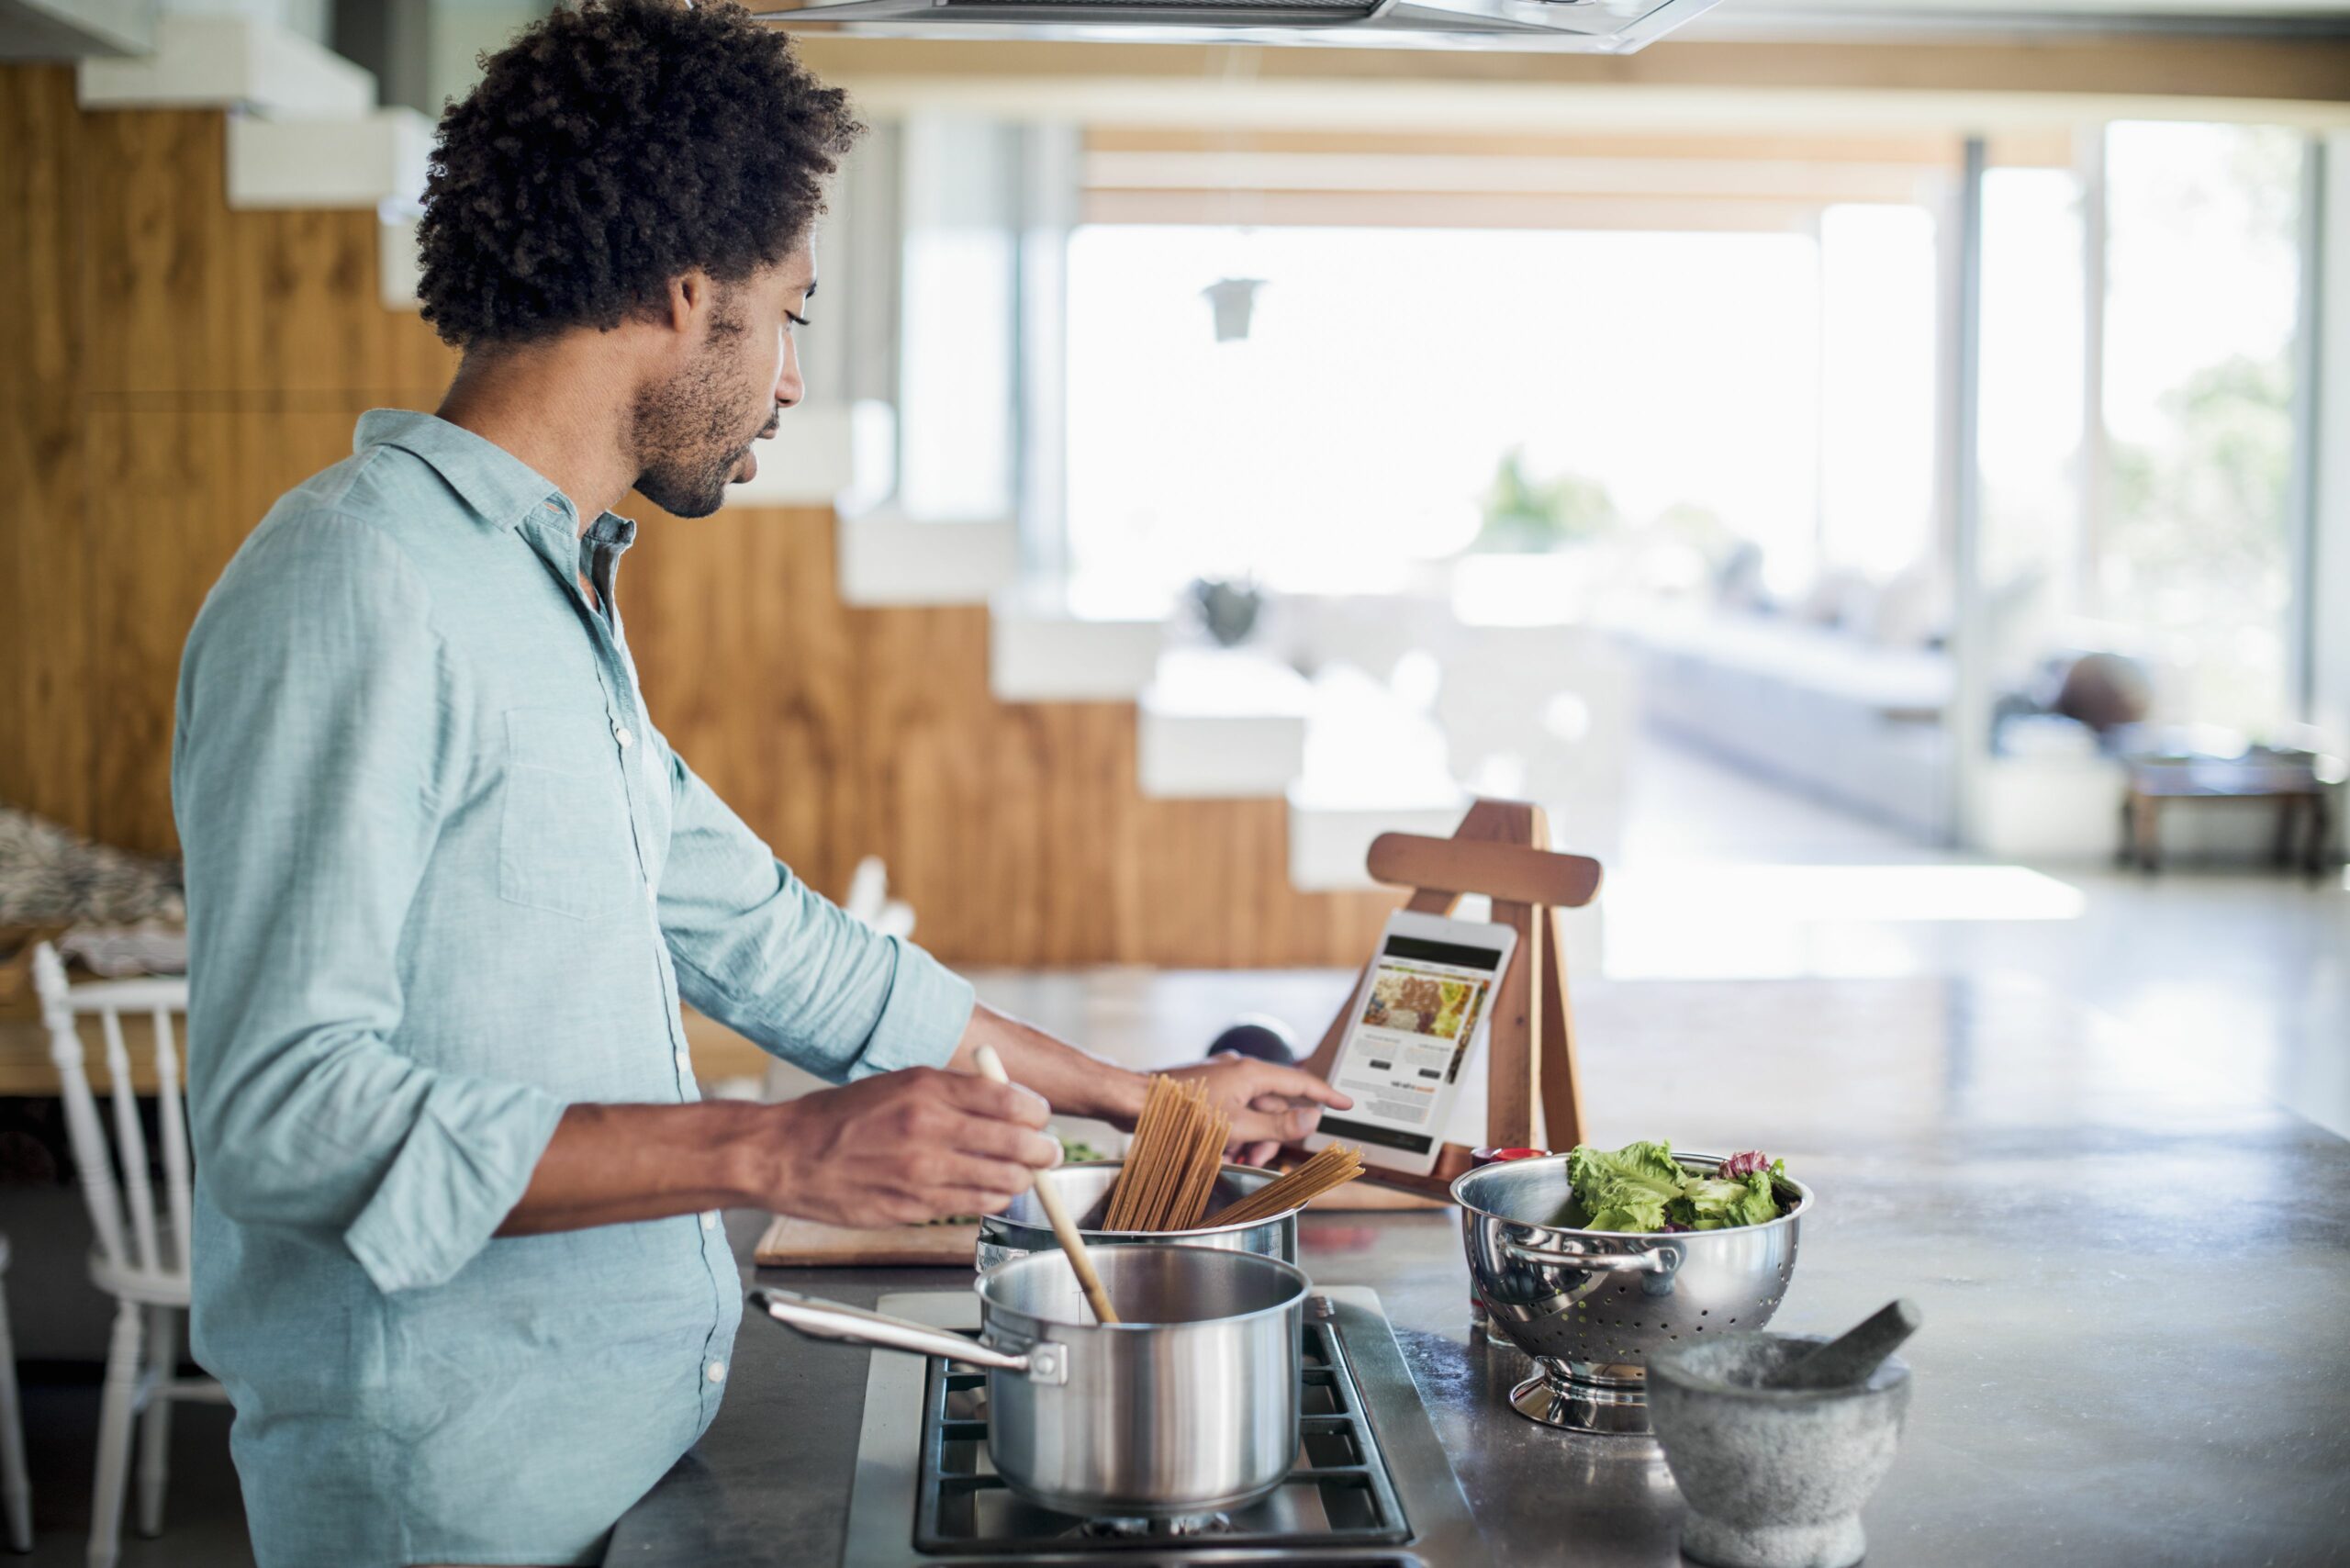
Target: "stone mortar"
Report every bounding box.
[1647,1332,1912,1568]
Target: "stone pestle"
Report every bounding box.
[1762,1299,1922,1392]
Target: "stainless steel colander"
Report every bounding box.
[1453,1151,1812,1435]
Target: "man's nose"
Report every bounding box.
[775,337,803,410]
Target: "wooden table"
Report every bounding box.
[2121,754,2337,874]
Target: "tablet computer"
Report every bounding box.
[1304,910,1520,1177]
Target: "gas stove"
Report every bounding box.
[839,1285,1491,1568]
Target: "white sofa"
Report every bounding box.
[1622,613,1953,841]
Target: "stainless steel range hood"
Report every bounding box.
[755,0,1728,51]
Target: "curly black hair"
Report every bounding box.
[416,0,861,349]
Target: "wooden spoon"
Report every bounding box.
[971,1045,1121,1325]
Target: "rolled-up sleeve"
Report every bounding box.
[654,740,974,1082]
[174,516,565,1295]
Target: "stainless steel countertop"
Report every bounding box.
[605,974,2350,1567]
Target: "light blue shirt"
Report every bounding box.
[172,409,975,1568]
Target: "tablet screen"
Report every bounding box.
[1314,934,1506,1156]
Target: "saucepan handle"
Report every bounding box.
[1503,1236,1680,1274]
[750,1287,1033,1373]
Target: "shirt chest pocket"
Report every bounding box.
[498,708,642,922]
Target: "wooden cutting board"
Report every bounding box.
[755,1216,981,1268]
[751,1182,1443,1269]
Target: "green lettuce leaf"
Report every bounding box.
[1567,1139,1687,1231]
[1679,1172,1780,1230]
[1561,1142,1786,1234]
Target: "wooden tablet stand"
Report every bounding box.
[1299,798,1602,1201]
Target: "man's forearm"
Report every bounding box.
[490,1000,1337,1242]
[498,1009,1143,1237]
[948,1002,1150,1126]
[953,1001,1353,1156]
[496,1101,771,1236]
[495,1064,1062,1238]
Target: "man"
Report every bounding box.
[171,5,1348,1564]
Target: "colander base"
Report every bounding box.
[1510,1360,1656,1435]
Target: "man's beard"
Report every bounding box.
[631,346,765,520]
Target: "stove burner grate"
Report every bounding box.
[912,1318,1413,1556]
[1068,1513,1233,1540]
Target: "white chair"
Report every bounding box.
[0,1232,32,1551]
[32,944,224,1568]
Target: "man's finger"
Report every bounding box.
[939,1070,1053,1128]
[1251,1064,1352,1111]
[947,1115,1063,1170]
[934,1185,1024,1217]
[922,1152,1039,1200]
[1228,1100,1323,1145]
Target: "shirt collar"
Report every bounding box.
[583,511,637,551]
[355,409,632,547]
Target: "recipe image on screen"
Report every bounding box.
[1315,935,1503,1155]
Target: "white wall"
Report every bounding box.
[426,2,540,111]
[163,0,327,46]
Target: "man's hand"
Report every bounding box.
[1161,1053,1355,1168]
[498,1013,1351,1241]
[757,1067,1061,1226]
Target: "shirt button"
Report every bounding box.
[700,1210,719,1232]
[612,721,633,749]
[675,1048,691,1075]
[706,1361,727,1384]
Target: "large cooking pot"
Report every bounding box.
[752,1244,1307,1517]
[976,1160,1300,1272]
[1454,1150,1812,1436]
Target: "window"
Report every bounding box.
[1063,220,1936,603]
[2098,122,2304,734]
[1976,157,2090,685]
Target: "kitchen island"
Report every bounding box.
[608,973,2350,1567]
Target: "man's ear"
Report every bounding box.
[664,270,714,336]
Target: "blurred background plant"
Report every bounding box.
[1472,450,1623,554]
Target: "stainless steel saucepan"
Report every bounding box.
[752,1244,1308,1517]
[976,1160,1302,1272]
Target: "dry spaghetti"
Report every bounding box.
[1101,1075,1230,1233]
[1201,1144,1367,1228]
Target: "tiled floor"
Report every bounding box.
[6,734,2342,1566]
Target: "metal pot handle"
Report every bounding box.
[1503,1237,1680,1274]
[750,1287,1035,1372]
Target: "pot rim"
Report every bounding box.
[1449,1148,1815,1239]
[979,1243,1314,1334]
[982,1159,1304,1240]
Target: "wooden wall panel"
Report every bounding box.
[623,505,1401,967]
[0,396,94,836]
[1,61,1394,968]
[80,404,403,854]
[1,68,83,400]
[79,107,240,399]
[0,68,93,834]
[76,104,455,398]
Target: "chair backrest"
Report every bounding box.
[32,943,194,1285]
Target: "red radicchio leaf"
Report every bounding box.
[1718,1150,1771,1179]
